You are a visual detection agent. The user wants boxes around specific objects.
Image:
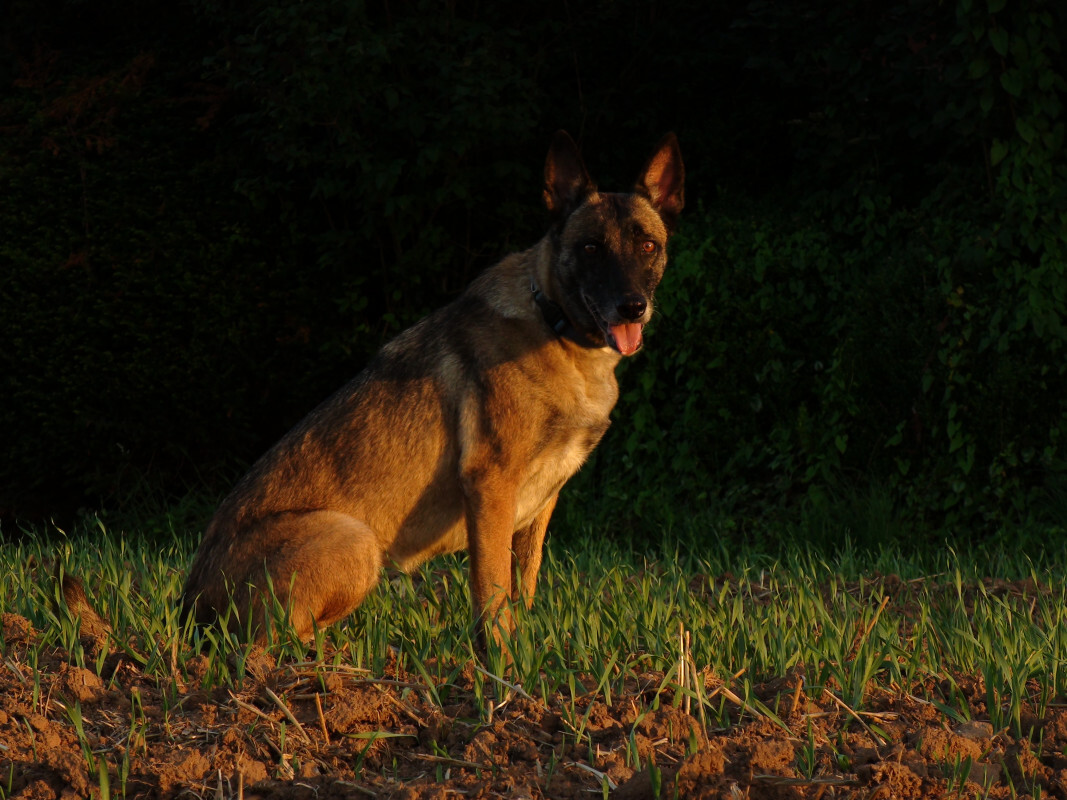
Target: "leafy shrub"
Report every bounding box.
[0,26,310,514]
[0,0,752,516]
[562,0,1067,540]
[571,198,1065,534]
[191,0,547,333]
[3,0,1064,543]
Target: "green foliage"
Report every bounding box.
[568,0,1067,538]
[5,515,1067,700]
[0,43,310,511]
[2,0,1065,543]
[574,196,1067,534]
[2,0,731,515]
[192,0,546,330]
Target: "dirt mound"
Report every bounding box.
[1,611,1065,798]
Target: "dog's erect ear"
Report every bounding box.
[635,133,685,233]
[544,130,595,219]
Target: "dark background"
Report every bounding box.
[3,0,1066,545]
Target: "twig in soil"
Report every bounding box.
[377,685,428,727]
[473,664,535,702]
[264,687,311,743]
[411,753,487,771]
[821,688,888,748]
[754,774,859,787]
[790,674,804,717]
[230,693,276,726]
[290,678,425,700]
[679,623,689,715]
[509,720,556,747]
[566,761,618,790]
[676,624,710,738]
[802,710,899,721]
[334,780,378,797]
[705,668,754,714]
[356,678,425,689]
[314,693,330,746]
[847,596,890,660]
[169,637,180,688]
[286,661,371,674]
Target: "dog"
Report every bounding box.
[180,130,684,644]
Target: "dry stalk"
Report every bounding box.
[473,663,536,702]
[821,688,887,749]
[847,596,890,660]
[314,692,331,746]
[263,686,311,743]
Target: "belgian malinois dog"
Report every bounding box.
[181,131,684,643]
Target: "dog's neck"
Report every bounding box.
[530,280,603,349]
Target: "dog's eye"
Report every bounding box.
[583,243,598,255]
[642,240,657,254]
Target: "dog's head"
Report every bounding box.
[543,131,684,356]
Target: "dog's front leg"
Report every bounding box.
[512,494,557,609]
[462,471,520,645]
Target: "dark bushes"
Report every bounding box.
[2,0,1065,541]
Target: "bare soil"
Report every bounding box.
[2,606,1066,799]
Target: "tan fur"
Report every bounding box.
[181,131,684,643]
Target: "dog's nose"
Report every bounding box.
[617,295,647,321]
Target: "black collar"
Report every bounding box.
[530,280,602,349]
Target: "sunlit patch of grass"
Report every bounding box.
[2,512,1066,777]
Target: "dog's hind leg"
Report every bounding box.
[242,510,383,641]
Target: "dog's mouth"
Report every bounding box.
[581,293,644,356]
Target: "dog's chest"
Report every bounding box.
[516,427,606,529]
[513,377,615,528]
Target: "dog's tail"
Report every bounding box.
[57,572,112,642]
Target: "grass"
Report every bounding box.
[3,511,1067,723]
[3,509,1067,799]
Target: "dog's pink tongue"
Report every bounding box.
[611,323,643,356]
